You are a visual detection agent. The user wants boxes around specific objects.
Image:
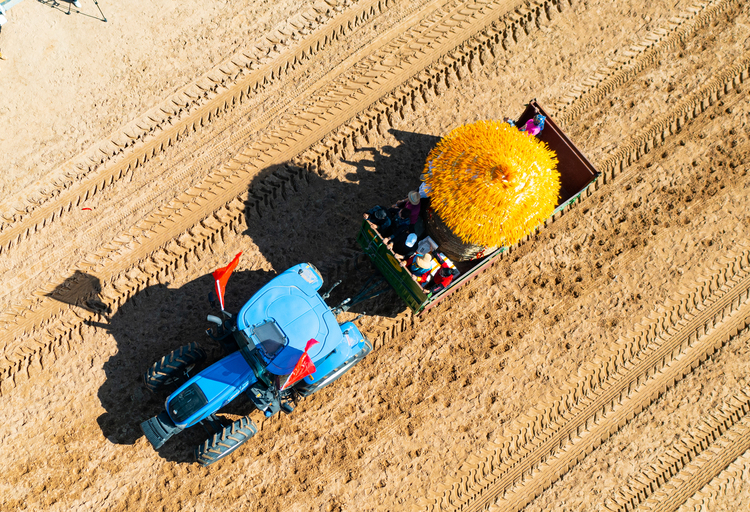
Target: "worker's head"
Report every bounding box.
[533,114,546,130]
[408,191,420,205]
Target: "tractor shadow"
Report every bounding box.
[47,129,440,463]
[243,128,440,317]
[59,268,275,463]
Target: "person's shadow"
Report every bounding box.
[44,269,112,315]
[242,128,440,316]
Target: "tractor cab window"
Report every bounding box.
[253,321,287,361]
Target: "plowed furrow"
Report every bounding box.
[678,449,750,511]
[420,248,750,512]
[554,0,740,128]
[0,0,742,407]
[0,0,721,328]
[0,0,546,319]
[545,54,750,319]
[637,415,750,512]
[0,0,381,246]
[606,380,750,511]
[0,0,572,380]
[286,71,750,498]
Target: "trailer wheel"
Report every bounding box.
[144,342,206,393]
[195,416,258,466]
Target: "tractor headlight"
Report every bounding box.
[297,263,324,290]
[167,383,208,424]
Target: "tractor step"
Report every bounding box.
[141,411,182,450]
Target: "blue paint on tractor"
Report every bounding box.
[236,263,340,374]
[166,351,256,428]
[140,263,372,463]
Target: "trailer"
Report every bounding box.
[357,101,600,315]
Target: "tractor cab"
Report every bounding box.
[234,264,344,377]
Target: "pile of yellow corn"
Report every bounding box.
[424,120,560,247]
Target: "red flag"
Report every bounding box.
[212,252,242,310]
[281,339,319,390]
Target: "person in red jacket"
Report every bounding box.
[431,266,459,292]
[431,252,460,293]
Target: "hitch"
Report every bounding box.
[321,280,342,300]
[331,274,390,315]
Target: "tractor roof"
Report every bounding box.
[236,264,342,375]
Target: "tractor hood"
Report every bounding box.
[236,263,343,375]
[166,351,256,428]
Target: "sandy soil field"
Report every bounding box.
[1,0,749,510]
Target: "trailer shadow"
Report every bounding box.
[53,268,275,463]
[242,128,440,317]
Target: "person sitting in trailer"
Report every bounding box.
[519,114,546,137]
[429,252,460,293]
[431,266,460,293]
[396,190,421,226]
[392,231,418,257]
[366,205,395,237]
[407,252,434,285]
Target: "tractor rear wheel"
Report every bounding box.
[195,416,258,466]
[144,342,206,393]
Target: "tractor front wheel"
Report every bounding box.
[195,416,258,466]
[144,342,206,393]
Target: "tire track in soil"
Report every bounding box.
[604,359,750,511]
[0,0,574,387]
[419,247,750,512]
[0,0,497,261]
[415,97,750,512]
[544,53,750,323]
[0,0,729,394]
[677,447,750,511]
[0,0,398,311]
[0,0,376,245]
[0,3,745,510]
[5,3,726,288]
[289,57,750,505]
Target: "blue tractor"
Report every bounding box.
[140,263,372,466]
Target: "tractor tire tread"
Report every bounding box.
[143,342,206,393]
[195,416,258,466]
